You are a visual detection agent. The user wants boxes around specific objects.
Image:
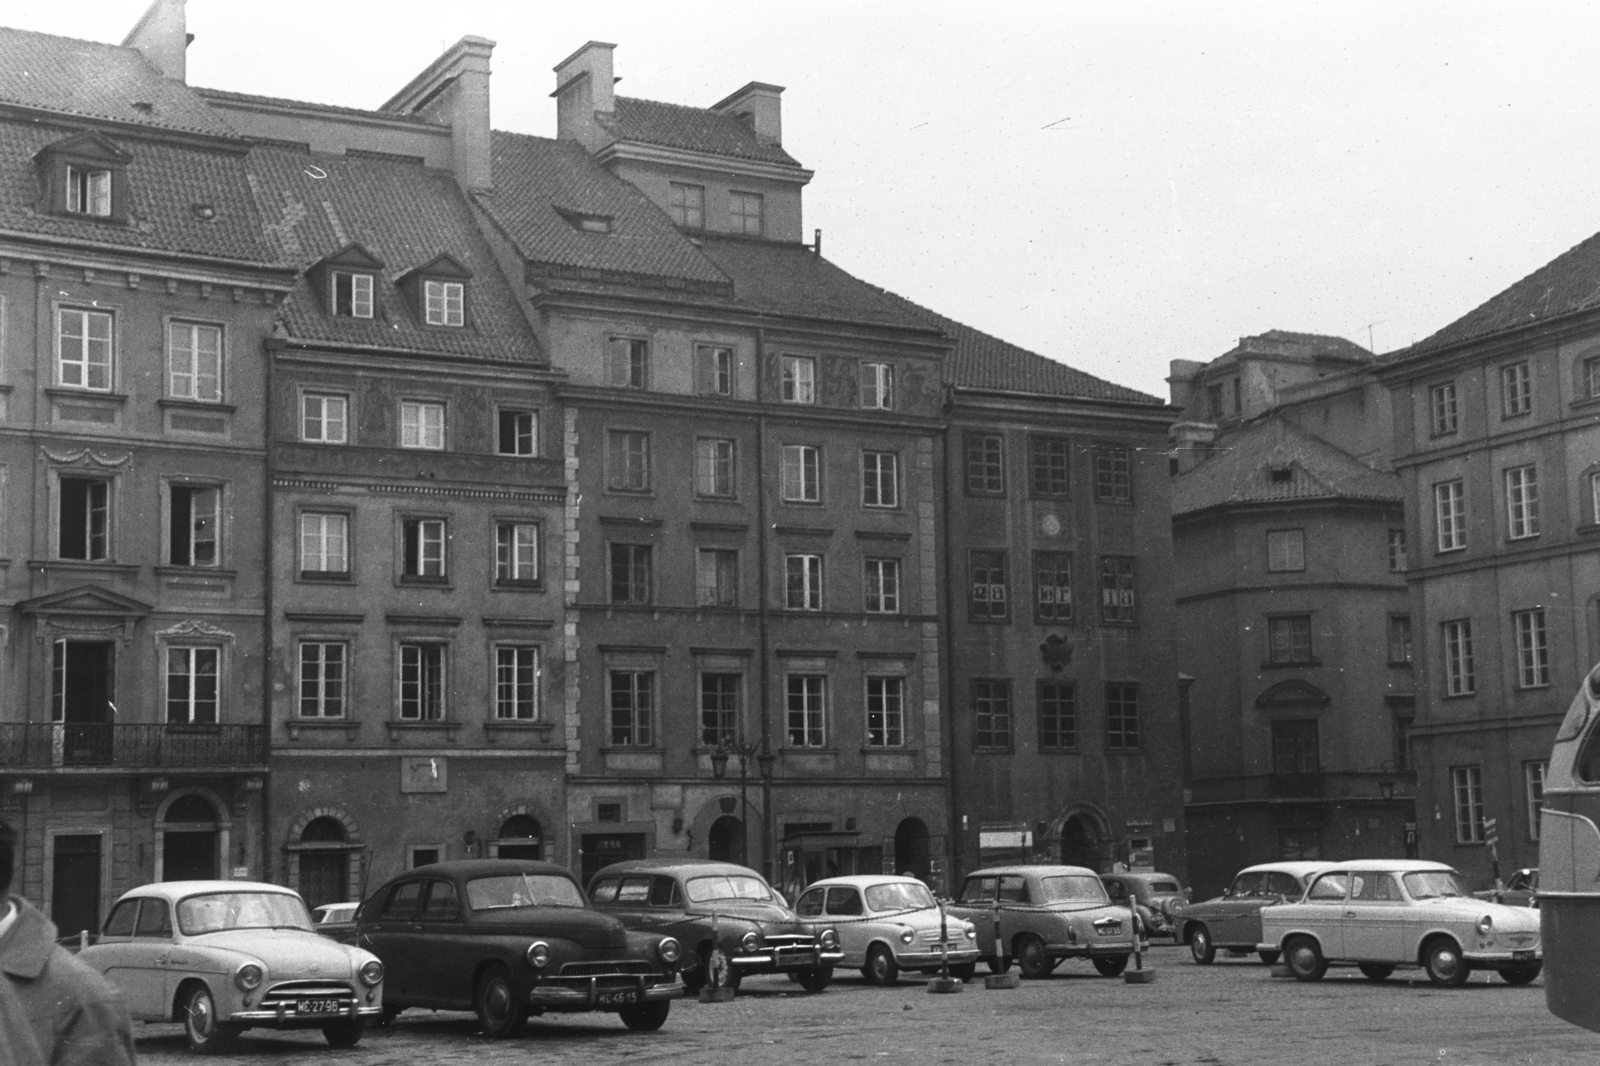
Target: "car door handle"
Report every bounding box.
[1343,911,1356,917]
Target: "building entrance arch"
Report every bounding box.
[894,817,930,882]
[708,815,744,863]
[155,789,229,882]
[1054,807,1112,872]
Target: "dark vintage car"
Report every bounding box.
[1172,861,1331,964]
[1101,872,1189,940]
[356,860,684,1037]
[589,860,842,992]
[1474,868,1539,908]
[945,865,1137,978]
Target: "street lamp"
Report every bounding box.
[1379,777,1396,802]
[712,736,766,867]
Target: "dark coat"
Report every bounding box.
[0,897,137,1066]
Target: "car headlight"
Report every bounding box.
[741,932,762,954]
[658,937,681,964]
[820,929,839,951]
[526,941,552,969]
[234,964,264,992]
[899,927,916,944]
[964,924,977,940]
[359,960,384,987]
[1476,915,1494,936]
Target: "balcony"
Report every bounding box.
[0,723,266,770]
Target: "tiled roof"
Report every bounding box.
[693,236,936,329]
[0,118,271,262]
[243,145,539,362]
[1213,330,1373,367]
[599,97,802,167]
[195,87,442,127]
[0,27,237,138]
[1172,416,1401,517]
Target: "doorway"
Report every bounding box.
[894,817,931,882]
[297,816,351,909]
[1058,813,1106,871]
[161,794,219,881]
[51,834,102,942]
[495,815,543,860]
[53,640,114,765]
[708,815,744,863]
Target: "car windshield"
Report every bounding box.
[685,875,774,903]
[1147,881,1180,894]
[1038,875,1108,902]
[1403,870,1474,900]
[466,874,586,910]
[864,882,936,911]
[177,892,312,935]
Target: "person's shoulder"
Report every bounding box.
[42,945,123,1007]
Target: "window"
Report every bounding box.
[66,165,111,216]
[864,558,900,613]
[400,401,445,450]
[298,642,346,718]
[609,544,652,605]
[1232,376,1242,413]
[1434,480,1466,552]
[498,410,536,456]
[861,363,893,410]
[696,438,735,497]
[1387,528,1408,572]
[58,476,109,560]
[1105,683,1140,750]
[730,191,764,235]
[1266,529,1306,572]
[423,280,464,326]
[1394,714,1413,771]
[1093,445,1132,503]
[785,554,823,611]
[1502,361,1531,417]
[781,355,815,404]
[331,271,373,318]
[58,308,112,390]
[786,675,826,747]
[1038,681,1076,751]
[1030,437,1070,497]
[495,522,539,584]
[1387,614,1413,665]
[607,430,651,492]
[1443,619,1475,696]
[695,345,734,396]
[402,518,446,579]
[1268,615,1313,664]
[166,647,218,724]
[1452,765,1484,843]
[861,452,899,508]
[300,513,348,576]
[700,673,740,746]
[1272,719,1320,775]
[610,671,654,746]
[1430,382,1459,436]
[607,337,648,389]
[865,677,904,747]
[973,679,1011,749]
[669,182,705,228]
[399,644,445,720]
[1513,608,1549,688]
[1526,761,1548,841]
[781,444,820,502]
[1206,382,1224,419]
[1591,470,1600,526]
[696,548,738,607]
[495,646,540,720]
[168,486,219,567]
[1506,465,1540,540]
[303,393,348,444]
[969,550,1009,622]
[1585,355,1600,399]
[1099,555,1136,624]
[965,433,1005,495]
[1034,552,1073,623]
[168,322,222,401]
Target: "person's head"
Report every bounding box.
[0,820,14,895]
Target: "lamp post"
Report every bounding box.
[712,736,770,868]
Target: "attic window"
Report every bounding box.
[331,271,374,319]
[1269,464,1294,483]
[424,280,464,327]
[37,132,132,223]
[557,208,614,234]
[67,166,112,216]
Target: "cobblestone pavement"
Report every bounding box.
[133,946,1588,1066]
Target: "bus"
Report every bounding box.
[1539,662,1600,1031]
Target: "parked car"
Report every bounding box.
[794,875,980,984]
[357,859,684,1037]
[588,859,843,992]
[1474,868,1539,908]
[79,880,384,1053]
[1259,859,1543,986]
[1173,861,1331,965]
[945,865,1137,979]
[310,902,360,944]
[1100,872,1189,940]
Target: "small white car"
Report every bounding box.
[79,881,385,1052]
[795,876,980,984]
[1258,859,1542,987]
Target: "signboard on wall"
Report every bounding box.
[400,757,448,793]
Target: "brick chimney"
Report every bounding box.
[382,37,496,191]
[552,41,617,153]
[712,82,784,146]
[1167,359,1205,408]
[122,0,189,82]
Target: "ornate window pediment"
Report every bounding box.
[1255,679,1331,709]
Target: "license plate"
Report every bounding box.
[295,998,341,1015]
[1512,950,1536,961]
[1096,924,1122,937]
[596,990,638,1006]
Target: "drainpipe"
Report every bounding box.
[755,328,773,883]
[262,335,282,885]
[939,396,962,888]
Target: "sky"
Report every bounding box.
[11,0,1600,399]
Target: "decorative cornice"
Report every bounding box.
[41,446,132,468]
[155,620,236,643]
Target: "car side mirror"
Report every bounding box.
[1221,888,1232,898]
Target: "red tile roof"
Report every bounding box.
[1172,416,1401,517]
[694,235,935,329]
[600,97,802,167]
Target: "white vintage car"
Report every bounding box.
[794,876,980,984]
[79,881,385,1052]
[1258,859,1542,987]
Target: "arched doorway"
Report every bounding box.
[297,816,349,910]
[708,815,744,863]
[1058,813,1105,872]
[161,793,220,881]
[894,817,930,882]
[495,815,543,860]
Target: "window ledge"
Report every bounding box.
[28,559,140,575]
[155,566,238,578]
[298,571,353,584]
[599,746,665,755]
[492,580,545,592]
[1261,660,1322,670]
[860,747,917,755]
[483,720,555,741]
[385,720,461,742]
[164,724,221,734]
[1037,747,1081,755]
[44,387,128,404]
[972,747,1015,755]
[285,719,361,741]
[398,577,452,589]
[158,398,238,414]
[1577,522,1600,537]
[1570,395,1600,411]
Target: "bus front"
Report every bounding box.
[1540,662,1600,1032]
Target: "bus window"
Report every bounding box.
[1578,720,1600,784]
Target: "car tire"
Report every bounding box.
[1189,924,1216,965]
[619,1001,671,1031]
[1357,963,1395,982]
[797,966,832,993]
[865,945,900,986]
[182,984,238,1055]
[723,967,744,992]
[1017,935,1053,979]
[322,1017,365,1049]
[985,955,1012,974]
[681,942,713,993]
[1257,950,1280,965]
[1499,964,1541,985]
[1285,937,1327,982]
[1422,938,1470,987]
[1091,954,1129,978]
[475,963,527,1039]
[948,962,977,981]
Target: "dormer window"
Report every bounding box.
[556,207,614,234]
[397,254,473,330]
[331,271,374,319]
[35,131,131,223]
[424,281,464,327]
[67,166,112,216]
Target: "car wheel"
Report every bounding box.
[1091,954,1129,978]
[1422,938,1470,987]
[984,954,1012,975]
[723,967,744,992]
[619,1001,671,1031]
[681,943,712,992]
[865,945,900,986]
[475,963,527,1038]
[1285,937,1327,982]
[796,966,832,993]
[948,962,977,981]
[1257,950,1280,965]
[1017,935,1053,979]
[322,1017,365,1049]
[182,984,238,1055]
[1358,963,1395,982]
[1499,964,1542,985]
[1189,924,1216,965]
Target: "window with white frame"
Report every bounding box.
[166,646,219,724]
[1038,681,1076,751]
[786,674,826,747]
[495,645,540,720]
[730,191,764,235]
[606,430,651,492]
[1266,529,1306,572]
[298,641,346,718]
[1435,480,1466,552]
[609,671,653,746]
[1452,764,1484,843]
[498,410,537,456]
[1442,619,1475,696]
[1099,555,1136,624]
[969,550,1009,621]
[973,679,1012,749]
[695,345,734,396]
[66,165,111,216]
[696,438,735,497]
[785,553,823,611]
[1591,470,1600,525]
[965,433,1005,495]
[861,451,898,508]
[669,182,705,228]
[1093,444,1132,503]
[168,322,222,401]
[399,643,445,720]
[1501,361,1531,417]
[1585,355,1600,399]
[1387,614,1413,665]
[1029,436,1070,498]
[607,337,648,389]
[781,355,816,404]
[299,513,348,576]
[1268,615,1314,664]
[495,522,539,584]
[168,485,219,567]
[1506,465,1540,539]
[423,280,464,326]
[58,308,113,390]
[1034,552,1072,623]
[861,363,893,410]
[609,543,652,604]
[58,476,110,561]
[400,401,445,450]
[331,271,374,318]
[1387,528,1408,572]
[1513,608,1549,688]
[1106,683,1140,750]
[699,673,740,746]
[865,676,904,747]
[781,444,820,502]
[864,558,900,613]
[402,518,446,579]
[1526,760,1548,841]
[1430,381,1459,435]
[302,393,348,444]
[696,548,738,607]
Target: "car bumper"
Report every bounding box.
[529,975,684,1010]
[896,948,981,967]
[231,1004,382,1026]
[731,949,846,971]
[1046,941,1136,956]
[1464,948,1542,964]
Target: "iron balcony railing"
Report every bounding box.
[0,723,266,769]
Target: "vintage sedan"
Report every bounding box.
[945,865,1137,979]
[310,902,359,945]
[794,875,980,984]
[357,859,684,1037]
[589,860,843,992]
[1259,859,1543,986]
[79,880,384,1053]
[1474,868,1539,908]
[1174,861,1331,964]
[1101,872,1189,940]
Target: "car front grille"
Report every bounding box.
[764,934,818,962]
[545,960,661,991]
[259,981,357,1009]
[919,931,965,948]
[558,961,655,978]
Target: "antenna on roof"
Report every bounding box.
[813,228,822,257]
[1366,320,1386,353]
